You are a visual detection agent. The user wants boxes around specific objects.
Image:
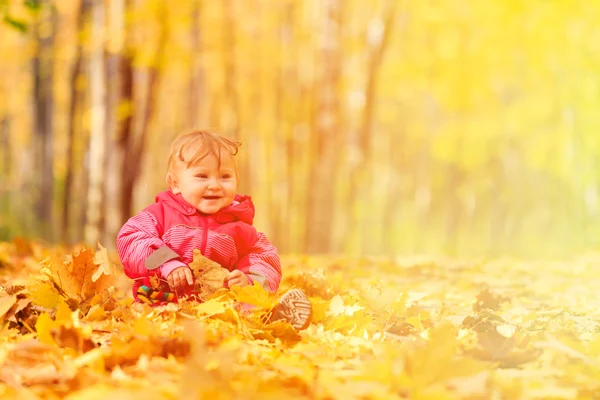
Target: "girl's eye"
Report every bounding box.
[221,174,231,179]
[196,174,208,179]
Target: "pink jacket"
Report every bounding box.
[116,190,282,300]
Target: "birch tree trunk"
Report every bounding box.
[103,0,132,247]
[188,0,207,129]
[124,3,166,221]
[84,0,106,244]
[221,0,250,192]
[305,0,343,253]
[347,0,397,254]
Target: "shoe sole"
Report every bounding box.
[271,288,312,330]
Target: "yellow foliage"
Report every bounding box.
[194,298,229,317]
[2,240,600,397]
[231,281,275,309]
[29,281,61,309]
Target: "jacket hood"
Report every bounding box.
[155,190,255,225]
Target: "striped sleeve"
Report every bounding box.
[235,232,282,292]
[116,211,174,280]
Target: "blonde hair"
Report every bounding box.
[167,130,241,180]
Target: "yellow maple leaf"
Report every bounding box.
[326,309,372,335]
[35,313,57,346]
[92,243,116,285]
[326,295,364,317]
[55,299,73,324]
[29,281,61,309]
[231,281,274,309]
[195,298,229,317]
[310,297,329,323]
[33,297,72,346]
[257,319,302,345]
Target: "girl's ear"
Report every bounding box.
[167,171,180,194]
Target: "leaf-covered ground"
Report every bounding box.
[1,239,600,399]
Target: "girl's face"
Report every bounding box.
[170,152,238,215]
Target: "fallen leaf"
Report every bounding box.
[92,243,117,283]
[0,295,17,321]
[231,281,274,309]
[467,329,541,367]
[327,295,364,317]
[189,249,230,300]
[3,240,600,398]
[68,247,102,301]
[29,281,61,309]
[473,287,509,312]
[254,319,302,345]
[51,325,96,353]
[12,237,33,257]
[6,297,32,323]
[85,304,108,321]
[195,298,229,317]
[35,313,57,346]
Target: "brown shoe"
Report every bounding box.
[270,288,312,330]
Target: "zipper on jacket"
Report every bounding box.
[200,216,209,255]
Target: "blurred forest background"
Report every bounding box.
[1,0,599,258]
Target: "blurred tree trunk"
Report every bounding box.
[74,33,91,243]
[444,25,470,255]
[62,0,87,244]
[84,0,106,244]
[305,0,343,253]
[188,0,207,128]
[0,117,9,222]
[127,3,166,218]
[78,128,90,241]
[222,0,249,192]
[444,163,464,256]
[32,0,56,240]
[488,153,507,254]
[285,2,310,253]
[270,2,293,251]
[383,119,408,254]
[102,0,166,247]
[351,0,397,253]
[0,117,9,181]
[103,0,133,246]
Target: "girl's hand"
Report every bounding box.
[166,266,194,293]
[226,270,249,287]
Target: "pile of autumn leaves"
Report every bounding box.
[2,240,600,398]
